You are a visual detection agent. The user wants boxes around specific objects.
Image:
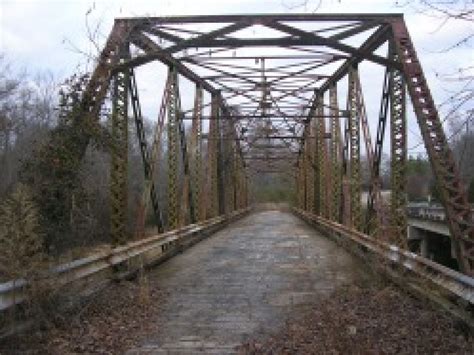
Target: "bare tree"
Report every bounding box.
[0,56,57,198]
[402,1,474,186]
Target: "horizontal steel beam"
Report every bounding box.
[181,114,346,120]
[122,32,217,94]
[320,24,391,92]
[203,75,330,79]
[243,156,298,160]
[265,21,400,69]
[186,55,346,61]
[120,14,403,24]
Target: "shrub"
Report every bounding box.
[0,184,45,282]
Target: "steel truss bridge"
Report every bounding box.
[77,14,473,276]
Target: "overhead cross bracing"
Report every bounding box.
[77,14,473,276]
[112,13,401,178]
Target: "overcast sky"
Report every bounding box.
[1,0,472,157]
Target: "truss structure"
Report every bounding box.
[75,14,473,275]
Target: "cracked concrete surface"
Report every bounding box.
[127,210,374,354]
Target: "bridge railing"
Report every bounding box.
[293,207,474,323]
[0,208,250,336]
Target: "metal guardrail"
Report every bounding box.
[407,204,447,222]
[407,204,474,223]
[293,208,474,306]
[0,208,250,314]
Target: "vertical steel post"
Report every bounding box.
[325,91,333,220]
[208,94,220,218]
[300,159,306,209]
[216,100,226,216]
[304,122,314,212]
[316,92,328,218]
[239,156,245,209]
[348,66,362,231]
[313,95,321,216]
[223,119,235,214]
[235,152,242,210]
[191,85,204,221]
[340,116,351,227]
[167,67,179,230]
[231,146,238,212]
[301,149,306,210]
[389,42,408,248]
[109,43,130,245]
[329,84,342,223]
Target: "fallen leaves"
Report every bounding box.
[238,285,473,354]
[0,278,167,354]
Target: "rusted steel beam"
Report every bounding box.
[318,93,330,218]
[340,110,351,227]
[348,66,362,231]
[189,55,344,61]
[142,26,183,43]
[265,21,399,69]
[109,42,130,246]
[126,31,217,94]
[191,85,205,222]
[80,20,131,120]
[391,19,474,275]
[167,67,180,230]
[329,21,380,41]
[389,43,408,249]
[120,14,403,24]
[204,75,330,80]
[320,24,392,93]
[303,120,315,212]
[329,84,343,223]
[207,94,220,218]
[167,21,252,54]
[180,115,340,120]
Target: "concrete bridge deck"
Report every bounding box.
[127,210,374,354]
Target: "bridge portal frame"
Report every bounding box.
[72,13,473,275]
